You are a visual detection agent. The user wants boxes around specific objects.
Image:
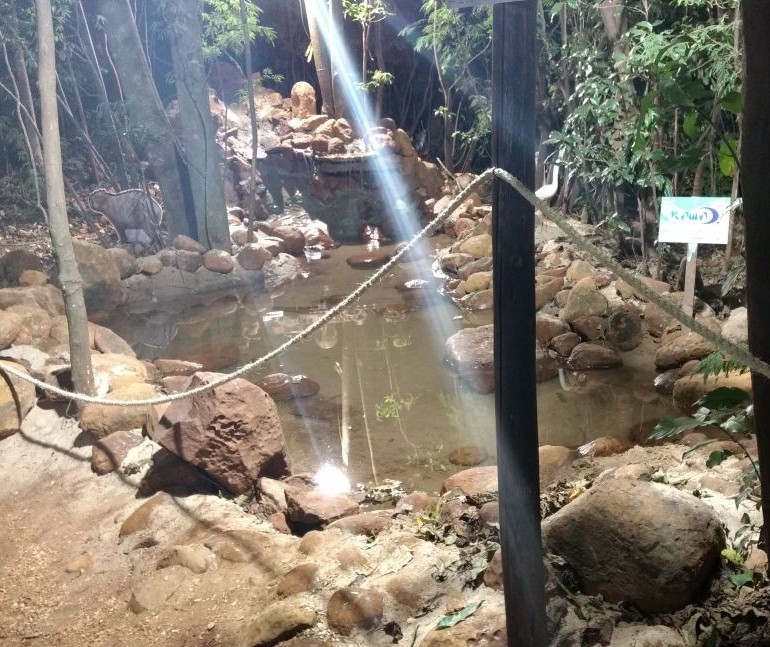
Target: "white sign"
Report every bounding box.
[447,0,522,8]
[658,197,732,245]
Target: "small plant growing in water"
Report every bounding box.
[375,394,415,422]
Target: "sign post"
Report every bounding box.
[659,197,732,319]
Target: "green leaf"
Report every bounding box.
[650,417,710,440]
[436,601,484,629]
[699,387,750,411]
[720,91,743,114]
[727,569,755,589]
[682,439,718,460]
[659,78,695,107]
[719,140,739,178]
[683,112,699,138]
[721,548,744,566]
[706,449,733,468]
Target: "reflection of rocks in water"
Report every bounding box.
[287,396,342,422]
[374,302,412,322]
[258,373,320,401]
[312,323,338,349]
[182,341,241,371]
[346,251,391,269]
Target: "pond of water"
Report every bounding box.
[110,232,675,494]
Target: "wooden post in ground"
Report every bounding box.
[491,1,548,644]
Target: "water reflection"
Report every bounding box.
[107,241,676,493]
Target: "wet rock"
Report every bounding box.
[172,234,206,254]
[346,252,391,269]
[654,332,717,370]
[536,312,571,344]
[183,341,240,371]
[722,306,748,344]
[535,274,564,309]
[257,373,321,401]
[236,243,272,270]
[536,340,560,382]
[460,289,494,311]
[441,465,497,496]
[561,277,609,324]
[549,331,581,357]
[291,81,316,119]
[202,249,234,274]
[448,445,488,466]
[80,382,158,439]
[327,587,384,636]
[263,253,301,290]
[0,310,22,349]
[285,489,359,527]
[147,372,290,495]
[273,225,307,256]
[92,324,135,357]
[91,428,144,474]
[106,247,137,279]
[0,360,36,439]
[672,370,752,414]
[175,249,203,273]
[605,307,644,351]
[542,479,724,612]
[19,270,48,286]
[277,563,319,597]
[7,304,52,341]
[568,343,623,370]
[444,324,494,393]
[157,544,213,574]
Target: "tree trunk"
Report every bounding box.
[304,0,337,117]
[91,0,194,239]
[240,0,259,243]
[6,7,44,174]
[166,0,230,251]
[36,0,94,399]
[742,0,770,552]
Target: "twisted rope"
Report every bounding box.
[3,166,766,407]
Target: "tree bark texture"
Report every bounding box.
[90,0,194,239]
[36,0,95,399]
[166,0,230,250]
[304,0,336,117]
[741,0,770,550]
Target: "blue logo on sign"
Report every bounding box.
[668,207,722,225]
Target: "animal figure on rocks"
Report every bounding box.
[88,188,164,250]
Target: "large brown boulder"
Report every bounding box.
[79,382,158,439]
[147,372,290,494]
[542,479,724,613]
[72,240,125,313]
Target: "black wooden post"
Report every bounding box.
[492,1,548,644]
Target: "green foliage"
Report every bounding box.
[343,0,389,26]
[436,601,483,629]
[544,0,741,217]
[202,0,275,60]
[688,351,748,382]
[361,69,394,93]
[375,394,415,422]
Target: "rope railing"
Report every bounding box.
[2,166,767,408]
